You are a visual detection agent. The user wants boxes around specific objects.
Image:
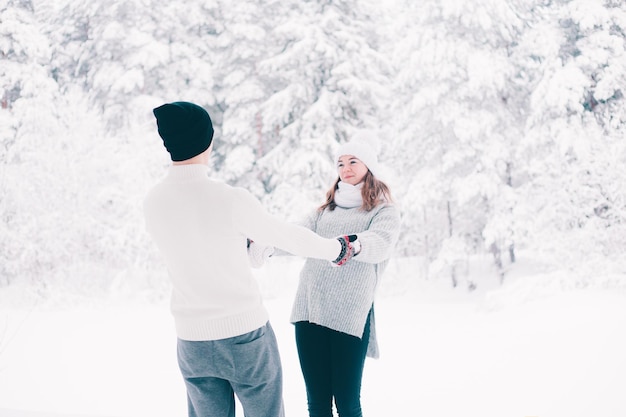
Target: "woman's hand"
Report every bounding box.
[332,234,361,266]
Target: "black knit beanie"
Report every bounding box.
[153,101,214,161]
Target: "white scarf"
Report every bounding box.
[334,181,364,209]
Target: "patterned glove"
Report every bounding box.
[332,234,361,266]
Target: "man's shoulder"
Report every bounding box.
[143,181,164,206]
[143,178,258,213]
[205,180,253,201]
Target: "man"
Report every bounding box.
[143,101,358,417]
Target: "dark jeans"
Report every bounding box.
[295,315,370,417]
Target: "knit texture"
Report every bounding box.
[144,164,342,341]
[290,203,401,358]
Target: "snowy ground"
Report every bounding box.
[1,256,625,417]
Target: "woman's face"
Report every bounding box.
[337,155,369,185]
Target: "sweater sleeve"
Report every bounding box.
[354,204,401,264]
[299,210,319,231]
[271,210,321,257]
[231,187,341,262]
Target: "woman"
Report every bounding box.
[290,131,401,417]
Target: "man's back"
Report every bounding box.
[144,163,269,341]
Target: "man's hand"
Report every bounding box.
[247,239,274,268]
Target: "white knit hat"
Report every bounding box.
[334,130,381,177]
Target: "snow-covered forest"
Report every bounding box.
[1,0,625,293]
[2,1,626,417]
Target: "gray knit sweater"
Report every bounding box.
[290,203,401,358]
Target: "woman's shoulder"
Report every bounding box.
[371,202,401,221]
[374,201,399,213]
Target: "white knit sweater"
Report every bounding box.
[290,203,401,358]
[143,164,342,341]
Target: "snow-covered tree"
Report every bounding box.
[387,0,530,285]
[205,0,282,194]
[40,0,222,131]
[251,0,393,217]
[515,0,626,270]
[1,0,625,293]
[1,0,64,284]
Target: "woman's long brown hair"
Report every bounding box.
[319,171,393,212]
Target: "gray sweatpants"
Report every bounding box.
[177,321,285,417]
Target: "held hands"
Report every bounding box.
[247,239,274,268]
[332,234,361,267]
